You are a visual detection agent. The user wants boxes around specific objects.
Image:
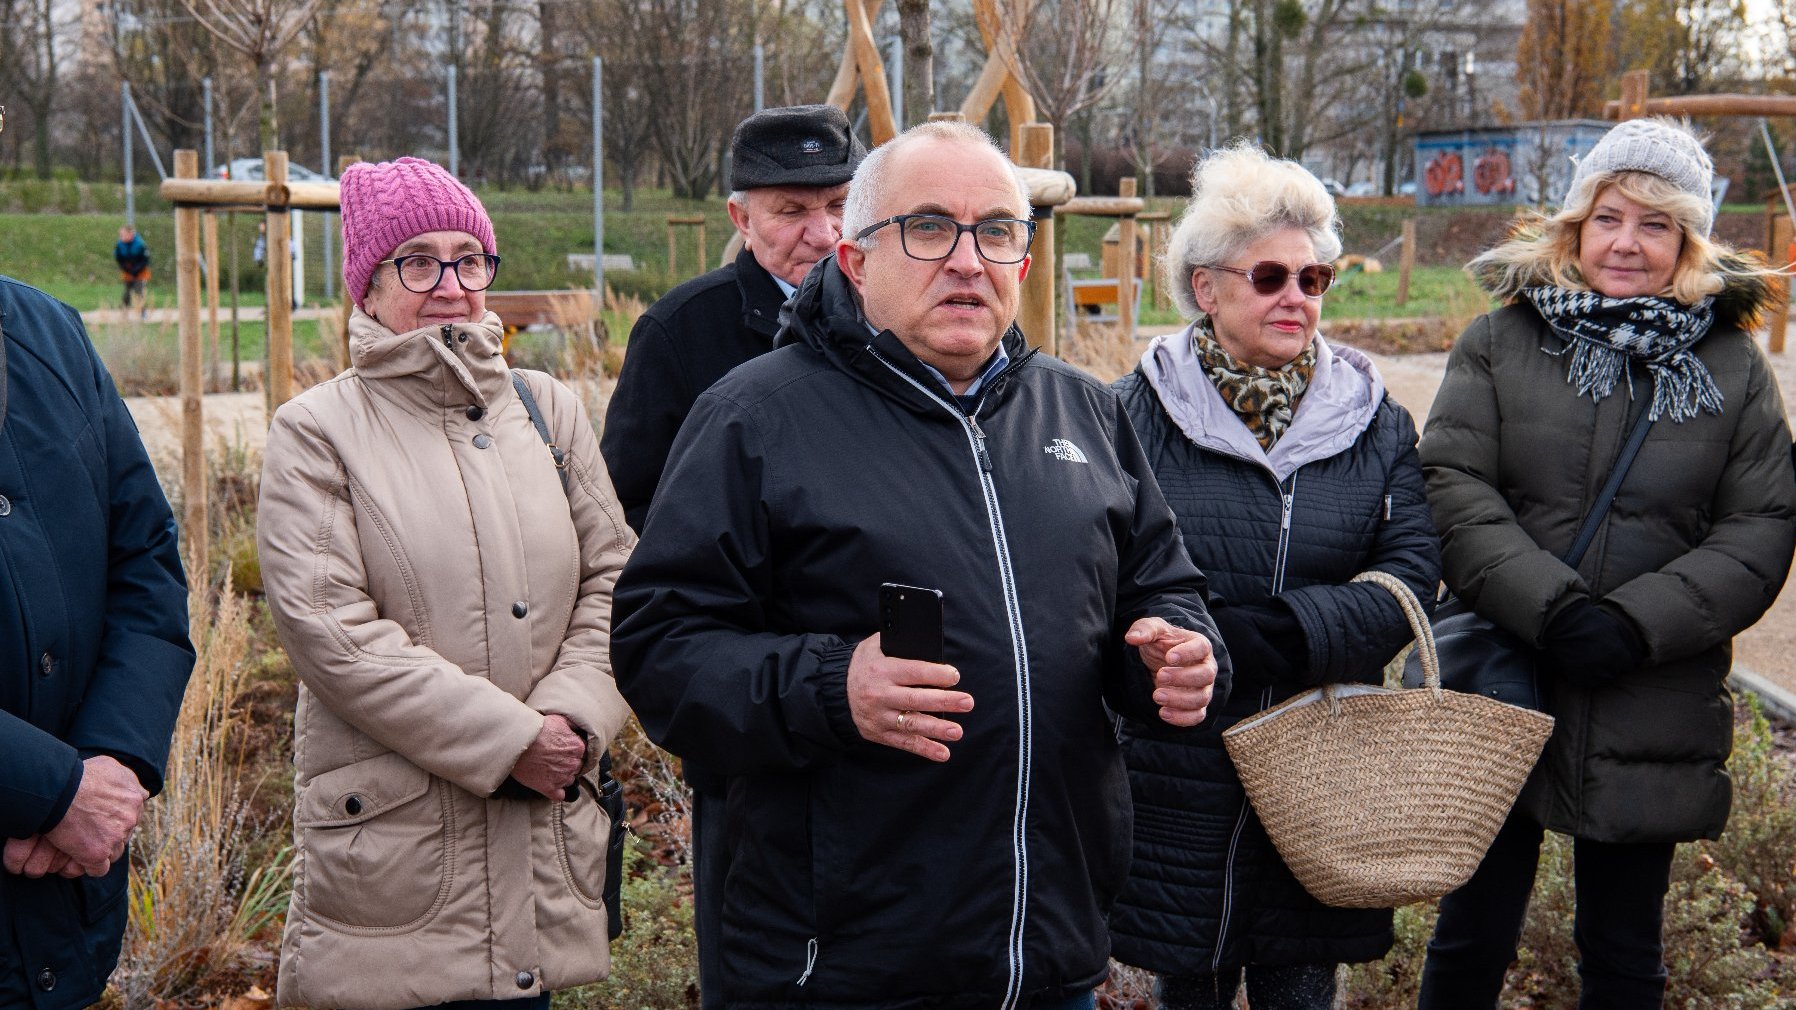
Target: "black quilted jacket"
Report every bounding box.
[1107,330,1440,974]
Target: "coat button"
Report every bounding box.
[473,434,493,449]
[38,653,53,678]
[511,601,528,619]
[466,404,484,421]
[515,971,534,990]
[35,968,55,992]
[344,795,363,816]
[0,494,10,517]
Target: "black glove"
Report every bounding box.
[1542,597,1648,689]
[1210,602,1308,691]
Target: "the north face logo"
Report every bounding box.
[1044,439,1089,463]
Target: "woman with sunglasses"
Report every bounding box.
[1416,119,1794,1009]
[256,157,635,1010]
[1107,142,1441,1010]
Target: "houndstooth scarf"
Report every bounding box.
[1523,285,1722,423]
[1194,324,1318,451]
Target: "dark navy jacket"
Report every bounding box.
[612,259,1225,1008]
[1108,331,1440,974]
[0,276,193,1010]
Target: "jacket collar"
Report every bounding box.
[735,246,788,341]
[1139,323,1384,482]
[348,307,512,410]
[775,254,1035,417]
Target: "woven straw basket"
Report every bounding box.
[1220,571,1556,909]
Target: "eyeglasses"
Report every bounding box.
[379,253,502,294]
[1207,261,1335,298]
[856,214,1036,264]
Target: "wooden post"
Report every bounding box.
[667,220,679,279]
[826,0,889,111]
[697,220,709,275]
[174,150,208,582]
[264,151,295,413]
[203,211,221,391]
[1620,70,1649,122]
[843,0,899,145]
[928,112,966,124]
[1396,218,1417,308]
[1116,177,1138,337]
[1018,123,1056,354]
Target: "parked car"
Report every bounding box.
[214,157,328,182]
[1345,180,1379,197]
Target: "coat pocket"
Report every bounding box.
[295,751,454,931]
[551,763,612,909]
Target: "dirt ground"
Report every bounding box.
[124,330,1796,697]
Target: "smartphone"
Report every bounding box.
[879,583,945,663]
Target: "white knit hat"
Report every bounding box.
[1566,117,1715,235]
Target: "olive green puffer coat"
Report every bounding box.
[1421,270,1796,843]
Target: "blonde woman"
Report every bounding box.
[1417,118,1796,1008]
[1106,144,1441,1010]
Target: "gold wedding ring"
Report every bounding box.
[895,710,909,731]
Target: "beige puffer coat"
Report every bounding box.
[258,309,635,1009]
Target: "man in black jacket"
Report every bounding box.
[602,104,865,531]
[601,103,864,1009]
[613,121,1226,1010]
[0,275,194,1010]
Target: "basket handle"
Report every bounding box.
[1350,571,1441,698]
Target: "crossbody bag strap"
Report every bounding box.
[510,372,569,493]
[1562,399,1656,569]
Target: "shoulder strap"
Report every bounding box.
[510,372,568,493]
[1563,399,1655,569]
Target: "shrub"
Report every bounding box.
[89,319,182,396]
[1708,698,1796,948]
[107,584,290,1008]
[554,841,699,1010]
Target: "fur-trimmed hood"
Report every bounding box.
[1468,224,1776,330]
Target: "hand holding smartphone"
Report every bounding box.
[879,583,944,663]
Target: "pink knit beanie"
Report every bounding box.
[339,157,496,308]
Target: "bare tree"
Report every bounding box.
[181,0,327,151]
[1016,0,1128,168]
[897,0,936,124]
[1517,0,1614,119]
[0,0,66,178]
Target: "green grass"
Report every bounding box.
[1325,265,1491,321]
[6,183,1504,326]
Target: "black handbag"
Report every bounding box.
[513,373,631,940]
[1405,401,1655,708]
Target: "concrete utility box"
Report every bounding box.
[1414,120,1612,208]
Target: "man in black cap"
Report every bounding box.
[600,104,863,1009]
[602,104,865,532]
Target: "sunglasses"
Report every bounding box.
[1207,261,1336,298]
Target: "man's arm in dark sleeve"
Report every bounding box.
[1103,397,1230,724]
[61,318,195,797]
[601,314,696,533]
[611,392,864,775]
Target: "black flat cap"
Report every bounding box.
[731,105,866,190]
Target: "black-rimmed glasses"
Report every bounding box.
[856,214,1036,264]
[1207,261,1335,298]
[379,253,503,294]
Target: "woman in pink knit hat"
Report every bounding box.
[255,157,636,1010]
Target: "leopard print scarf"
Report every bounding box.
[1194,324,1318,451]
